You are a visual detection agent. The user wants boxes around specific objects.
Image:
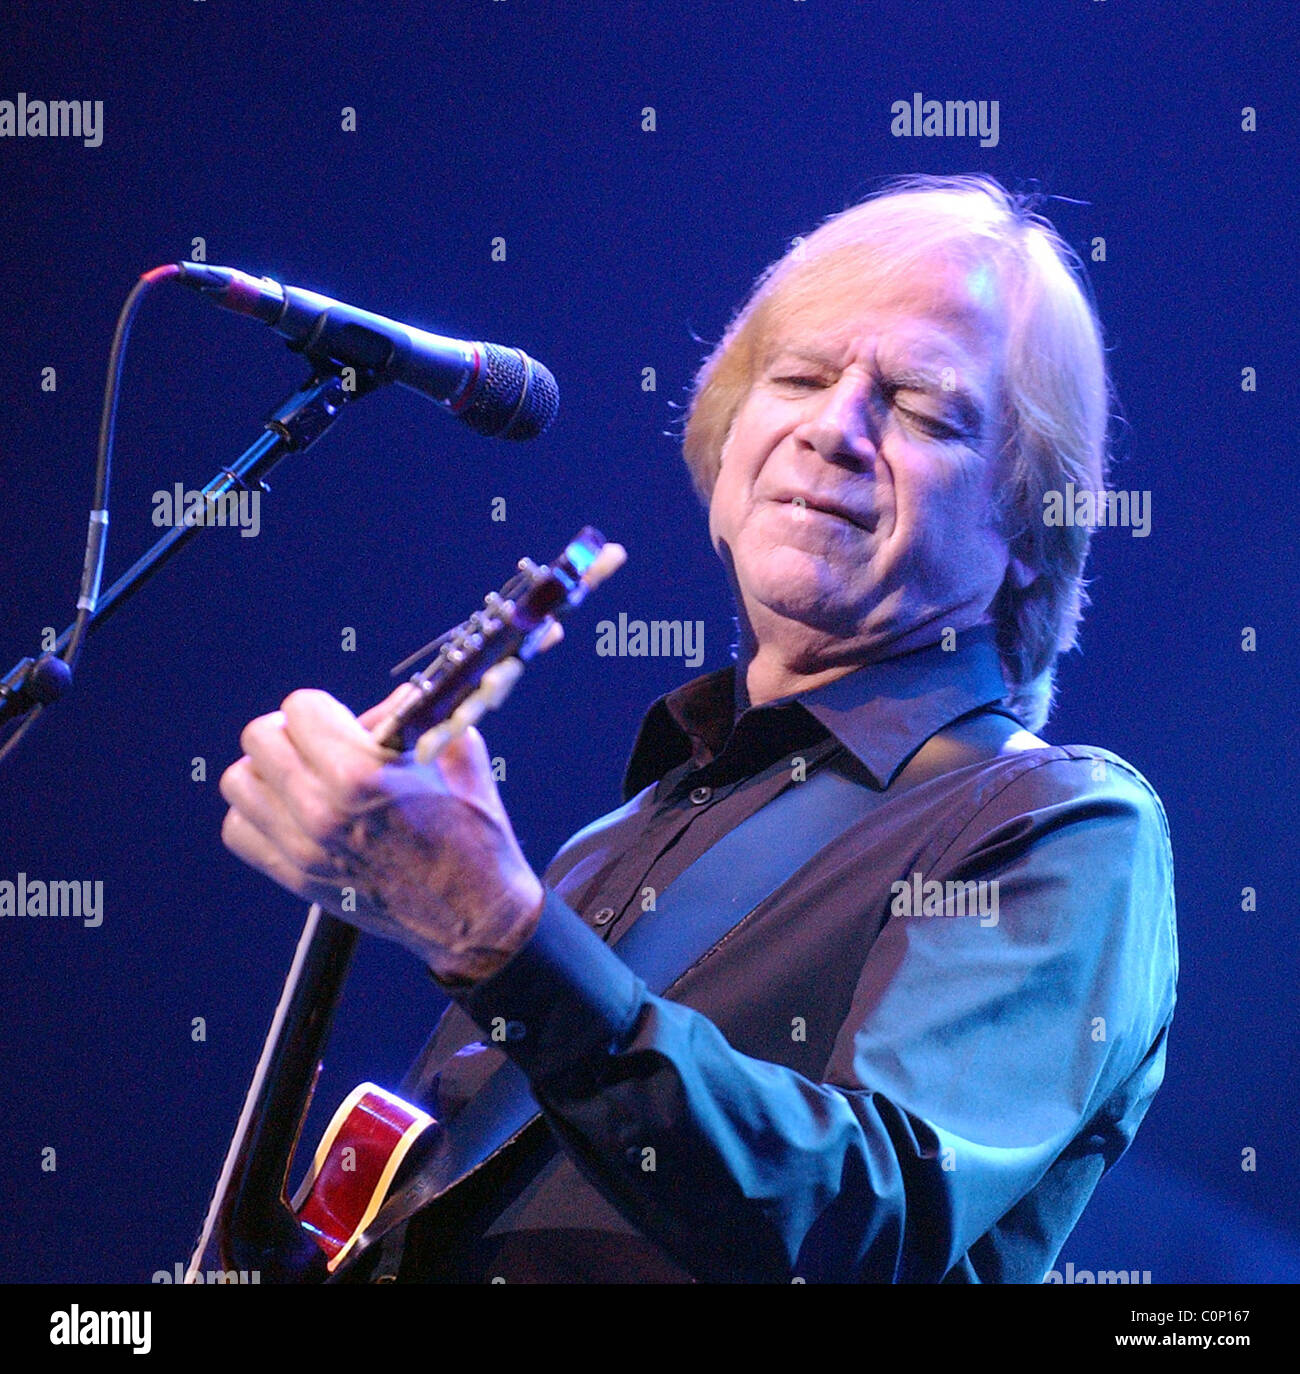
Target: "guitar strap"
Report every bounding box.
[331,706,1019,1281]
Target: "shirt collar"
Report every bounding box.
[621,626,1014,800]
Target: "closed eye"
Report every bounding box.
[897,407,964,441]
[884,385,968,441]
[772,374,972,441]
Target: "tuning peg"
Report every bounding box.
[413,658,524,765]
[527,620,565,655]
[582,542,627,591]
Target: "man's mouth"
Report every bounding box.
[775,495,877,532]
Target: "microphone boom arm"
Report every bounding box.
[0,368,374,739]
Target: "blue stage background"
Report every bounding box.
[1,0,1296,1283]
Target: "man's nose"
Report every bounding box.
[794,375,878,469]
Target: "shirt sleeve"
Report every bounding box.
[446,751,1177,1283]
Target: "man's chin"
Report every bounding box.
[743,570,941,646]
[747,586,874,642]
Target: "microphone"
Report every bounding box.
[173,262,558,440]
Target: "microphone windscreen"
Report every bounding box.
[463,345,559,440]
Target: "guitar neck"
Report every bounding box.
[187,906,355,1282]
[185,527,625,1283]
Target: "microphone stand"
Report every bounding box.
[0,367,377,752]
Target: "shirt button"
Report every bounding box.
[689,785,713,805]
[593,907,617,926]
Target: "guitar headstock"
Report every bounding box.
[372,527,625,759]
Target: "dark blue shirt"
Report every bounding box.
[396,628,1178,1282]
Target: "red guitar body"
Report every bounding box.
[291,1084,437,1272]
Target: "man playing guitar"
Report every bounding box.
[218,174,1177,1283]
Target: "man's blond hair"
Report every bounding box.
[682,174,1112,732]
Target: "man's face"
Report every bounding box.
[709,252,1016,668]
